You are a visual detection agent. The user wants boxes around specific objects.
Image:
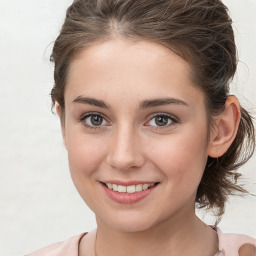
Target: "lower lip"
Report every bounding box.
[101,183,159,204]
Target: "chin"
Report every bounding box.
[110,220,155,233]
[96,209,165,233]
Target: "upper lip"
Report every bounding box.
[100,180,159,186]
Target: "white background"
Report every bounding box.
[0,0,255,255]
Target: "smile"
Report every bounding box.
[103,182,157,193]
[100,180,160,204]
[101,181,159,204]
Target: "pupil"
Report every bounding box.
[156,116,168,126]
[91,115,103,126]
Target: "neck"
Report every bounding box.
[95,213,218,256]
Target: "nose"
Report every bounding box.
[106,125,145,171]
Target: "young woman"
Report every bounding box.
[28,0,256,255]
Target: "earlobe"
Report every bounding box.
[55,102,68,149]
[208,95,241,158]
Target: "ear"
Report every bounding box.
[55,102,67,149]
[207,95,241,158]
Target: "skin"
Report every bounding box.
[239,244,256,256]
[57,38,244,256]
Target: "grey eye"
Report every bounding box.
[148,115,173,127]
[84,114,107,127]
[90,115,103,126]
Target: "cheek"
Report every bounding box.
[66,132,106,178]
[148,127,208,188]
[65,132,108,209]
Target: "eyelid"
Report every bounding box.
[145,112,179,127]
[78,111,178,129]
[79,111,110,129]
[79,111,106,120]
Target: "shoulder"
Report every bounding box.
[216,228,256,255]
[26,233,87,256]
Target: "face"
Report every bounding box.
[61,38,211,232]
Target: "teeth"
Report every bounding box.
[118,185,126,193]
[142,184,150,190]
[107,183,113,189]
[105,183,156,193]
[127,185,136,193]
[113,184,118,191]
[135,184,143,192]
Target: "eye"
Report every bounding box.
[80,113,108,128]
[147,114,177,127]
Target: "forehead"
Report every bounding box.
[67,38,191,80]
[65,38,204,108]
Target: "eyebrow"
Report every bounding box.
[72,96,189,109]
[139,98,189,109]
[73,96,111,109]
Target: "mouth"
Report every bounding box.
[100,181,160,204]
[101,182,160,193]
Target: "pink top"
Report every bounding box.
[27,228,256,256]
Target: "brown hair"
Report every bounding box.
[50,0,255,217]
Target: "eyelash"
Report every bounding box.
[79,112,178,130]
[146,113,178,129]
[79,112,109,130]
